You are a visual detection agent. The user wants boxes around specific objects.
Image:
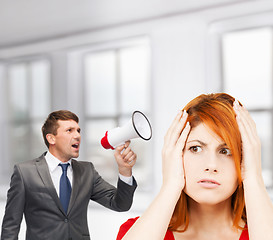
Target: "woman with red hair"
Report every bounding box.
[117,93,273,240]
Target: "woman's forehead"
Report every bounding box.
[187,122,225,145]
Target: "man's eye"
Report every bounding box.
[220,148,232,156]
[189,146,202,153]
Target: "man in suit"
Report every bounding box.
[1,110,137,240]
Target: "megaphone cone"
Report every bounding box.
[101,111,152,149]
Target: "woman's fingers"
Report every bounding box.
[164,110,188,147]
[164,110,183,143]
[176,122,191,153]
[172,111,188,146]
[233,100,258,142]
[161,109,191,190]
[233,100,262,180]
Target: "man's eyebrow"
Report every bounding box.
[65,126,80,130]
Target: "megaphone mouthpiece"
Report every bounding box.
[101,131,115,150]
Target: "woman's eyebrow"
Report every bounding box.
[186,140,228,148]
[186,140,207,146]
[218,143,228,148]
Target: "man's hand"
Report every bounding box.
[114,141,137,177]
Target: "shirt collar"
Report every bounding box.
[45,151,72,173]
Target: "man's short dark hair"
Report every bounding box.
[42,110,79,148]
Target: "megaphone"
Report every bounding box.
[101,111,152,150]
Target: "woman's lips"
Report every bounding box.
[198,179,220,188]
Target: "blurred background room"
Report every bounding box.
[0,0,273,239]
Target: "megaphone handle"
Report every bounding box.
[116,140,132,153]
[114,141,125,149]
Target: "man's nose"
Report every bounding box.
[74,131,81,138]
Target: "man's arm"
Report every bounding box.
[1,165,25,240]
[90,163,137,212]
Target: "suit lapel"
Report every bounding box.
[67,159,82,214]
[35,154,65,215]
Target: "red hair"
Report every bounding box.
[168,93,246,232]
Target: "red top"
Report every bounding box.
[116,217,249,240]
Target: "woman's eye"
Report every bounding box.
[220,148,232,156]
[189,146,202,153]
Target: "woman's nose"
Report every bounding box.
[204,154,218,173]
[204,168,218,173]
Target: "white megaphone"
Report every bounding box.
[101,111,152,150]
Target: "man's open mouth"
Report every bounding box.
[72,143,79,149]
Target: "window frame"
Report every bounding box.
[5,56,51,166]
[79,38,153,192]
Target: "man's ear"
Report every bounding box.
[46,134,56,145]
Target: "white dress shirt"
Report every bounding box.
[45,151,133,196]
[45,151,73,197]
[118,173,133,186]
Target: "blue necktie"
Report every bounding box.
[59,163,71,213]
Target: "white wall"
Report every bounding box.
[1,0,273,239]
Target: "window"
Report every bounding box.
[7,59,51,165]
[83,43,152,191]
[221,27,273,188]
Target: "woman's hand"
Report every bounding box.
[234,100,273,240]
[161,110,191,191]
[233,100,262,182]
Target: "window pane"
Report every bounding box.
[83,42,152,191]
[84,51,117,116]
[251,112,273,188]
[85,119,117,144]
[30,121,47,159]
[30,60,51,118]
[120,45,150,114]
[222,28,272,108]
[8,64,28,120]
[85,120,117,183]
[0,64,4,81]
[10,123,29,163]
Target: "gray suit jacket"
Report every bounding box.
[1,153,137,240]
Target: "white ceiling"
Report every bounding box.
[0,0,248,48]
